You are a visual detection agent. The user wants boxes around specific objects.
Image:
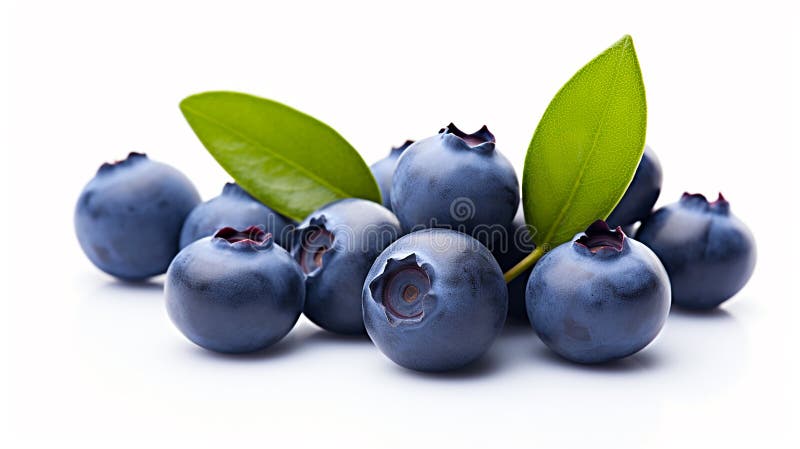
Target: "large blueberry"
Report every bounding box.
[636,193,756,310]
[165,227,305,354]
[391,124,519,245]
[491,207,536,322]
[363,229,508,372]
[370,140,414,209]
[75,152,201,281]
[291,199,402,335]
[180,183,294,249]
[606,145,663,228]
[526,221,670,364]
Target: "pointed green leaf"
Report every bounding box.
[523,35,647,250]
[180,91,381,222]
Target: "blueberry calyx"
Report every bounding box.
[440,123,496,153]
[390,140,415,157]
[98,152,148,173]
[680,192,730,215]
[221,182,254,198]
[294,215,335,275]
[213,226,274,250]
[369,253,434,326]
[574,220,627,256]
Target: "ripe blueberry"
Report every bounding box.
[370,140,414,209]
[75,152,201,281]
[606,145,663,228]
[165,227,305,353]
[363,229,508,372]
[636,193,756,310]
[291,199,402,335]
[391,124,519,245]
[526,221,670,364]
[179,183,294,249]
[491,207,535,322]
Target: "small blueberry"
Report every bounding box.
[75,152,201,280]
[180,183,294,249]
[526,221,671,364]
[363,229,508,372]
[636,193,756,309]
[291,199,402,335]
[165,226,305,353]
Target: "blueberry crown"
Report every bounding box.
[369,253,433,326]
[213,226,273,249]
[390,140,415,157]
[439,123,496,152]
[97,152,148,173]
[292,215,335,276]
[221,182,256,199]
[574,220,626,254]
[680,192,730,215]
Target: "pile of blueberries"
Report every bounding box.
[75,124,756,372]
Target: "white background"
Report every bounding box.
[2,1,799,448]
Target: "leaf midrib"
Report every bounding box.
[539,40,627,247]
[183,103,351,198]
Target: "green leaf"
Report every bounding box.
[180,91,381,222]
[523,34,647,250]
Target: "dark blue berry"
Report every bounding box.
[363,229,508,372]
[165,227,305,353]
[291,199,402,335]
[391,124,519,245]
[370,140,414,209]
[179,183,294,249]
[75,152,201,281]
[526,221,670,364]
[491,207,535,322]
[606,145,663,228]
[636,193,756,310]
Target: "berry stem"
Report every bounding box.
[504,246,545,283]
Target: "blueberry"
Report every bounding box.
[370,140,414,209]
[636,193,756,310]
[491,207,535,322]
[179,183,294,249]
[391,124,519,245]
[526,221,670,364]
[606,145,663,228]
[291,199,402,335]
[363,229,508,372]
[165,227,305,353]
[75,152,201,281]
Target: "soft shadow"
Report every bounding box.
[533,345,662,373]
[190,331,304,362]
[102,278,165,292]
[393,352,502,381]
[499,321,536,339]
[302,328,372,346]
[669,306,734,321]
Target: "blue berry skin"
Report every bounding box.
[491,207,535,322]
[606,145,663,228]
[370,140,414,209]
[75,153,201,281]
[363,229,508,372]
[391,124,519,244]
[166,227,305,354]
[636,193,756,310]
[291,199,402,335]
[179,183,294,249]
[526,221,670,364]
